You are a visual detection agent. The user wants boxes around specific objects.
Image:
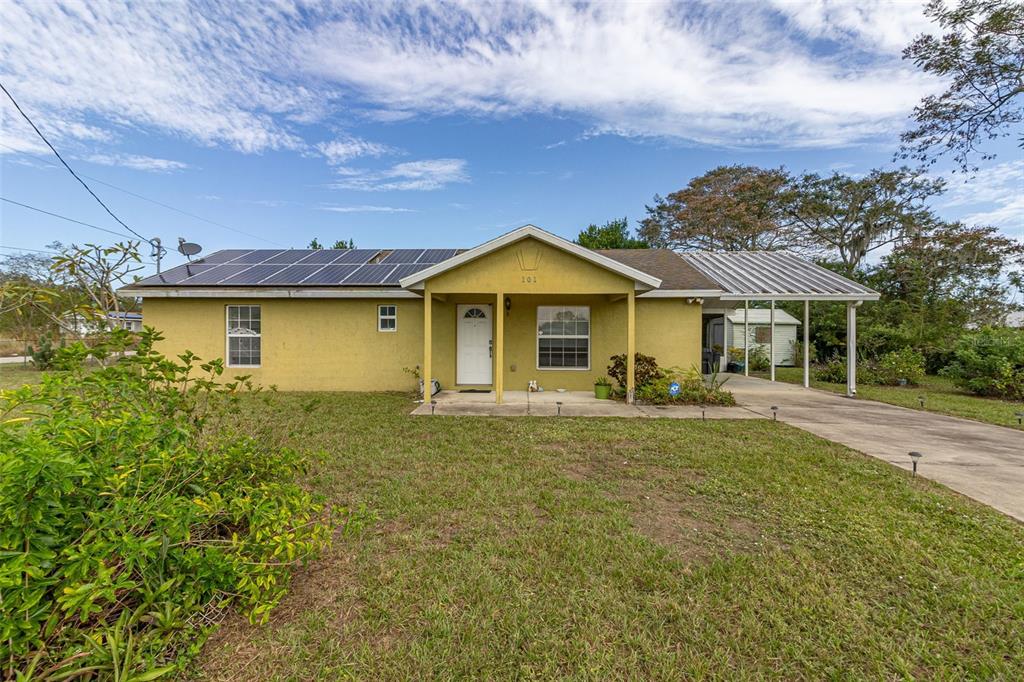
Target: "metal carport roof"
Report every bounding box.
[679,251,879,301]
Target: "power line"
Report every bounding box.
[0,143,287,248]
[0,244,61,255]
[0,80,149,242]
[2,196,138,241]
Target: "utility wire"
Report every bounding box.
[0,244,61,255]
[0,143,287,248]
[2,196,138,241]
[0,80,149,243]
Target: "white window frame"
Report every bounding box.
[536,305,591,371]
[226,304,261,368]
[378,304,397,332]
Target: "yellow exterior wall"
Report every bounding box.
[144,298,423,392]
[426,237,634,295]
[140,237,702,393]
[636,298,703,373]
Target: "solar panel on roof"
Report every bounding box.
[198,250,254,263]
[330,249,379,264]
[383,263,430,284]
[134,263,209,285]
[181,264,255,284]
[300,263,362,284]
[264,250,314,264]
[417,248,457,263]
[232,249,285,263]
[343,263,399,284]
[257,263,325,285]
[380,249,425,264]
[299,249,345,263]
[218,264,287,284]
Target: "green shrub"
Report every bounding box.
[874,348,926,386]
[726,345,770,372]
[0,329,341,678]
[940,327,1024,399]
[636,367,736,406]
[607,352,663,388]
[814,357,848,384]
[27,335,63,370]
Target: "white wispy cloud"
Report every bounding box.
[331,159,469,191]
[301,1,940,147]
[0,1,942,156]
[85,153,189,172]
[317,136,396,164]
[0,1,319,153]
[317,204,416,213]
[941,160,1024,234]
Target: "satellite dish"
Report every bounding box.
[177,238,202,259]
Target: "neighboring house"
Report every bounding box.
[60,311,143,335]
[703,308,801,367]
[120,225,877,401]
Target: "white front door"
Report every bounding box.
[457,304,493,385]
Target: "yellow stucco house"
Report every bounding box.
[122,225,878,402]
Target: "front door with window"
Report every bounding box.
[457,304,493,385]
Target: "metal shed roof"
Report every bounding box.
[680,251,879,301]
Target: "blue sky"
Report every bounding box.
[1,1,1020,277]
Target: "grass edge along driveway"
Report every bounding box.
[753,367,1023,431]
[192,392,1024,680]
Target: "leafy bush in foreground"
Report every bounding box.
[0,329,336,679]
[636,367,736,406]
[941,327,1024,399]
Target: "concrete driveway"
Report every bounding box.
[725,375,1023,522]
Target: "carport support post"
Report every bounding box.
[626,290,636,404]
[494,291,504,404]
[769,300,776,382]
[846,301,857,397]
[743,300,749,377]
[803,300,810,388]
[423,285,432,404]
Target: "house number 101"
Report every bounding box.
[522,275,537,283]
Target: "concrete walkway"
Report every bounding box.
[411,389,761,419]
[725,375,1023,522]
[413,377,1023,522]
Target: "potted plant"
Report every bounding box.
[594,375,612,399]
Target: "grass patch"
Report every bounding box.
[0,364,43,390]
[192,392,1024,680]
[755,367,1024,431]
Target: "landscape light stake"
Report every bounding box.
[1016,412,1023,426]
[918,396,925,409]
[909,451,923,477]
[700,405,706,422]
[430,400,437,415]
[556,401,562,417]
[770,405,778,421]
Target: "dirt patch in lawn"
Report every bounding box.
[564,453,761,564]
[195,541,363,679]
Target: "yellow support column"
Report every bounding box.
[626,290,636,404]
[494,291,504,404]
[423,285,432,404]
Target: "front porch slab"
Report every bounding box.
[410,390,762,418]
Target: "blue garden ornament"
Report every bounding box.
[668,381,680,397]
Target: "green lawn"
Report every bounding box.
[753,367,1024,431]
[191,392,1024,680]
[0,364,42,390]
